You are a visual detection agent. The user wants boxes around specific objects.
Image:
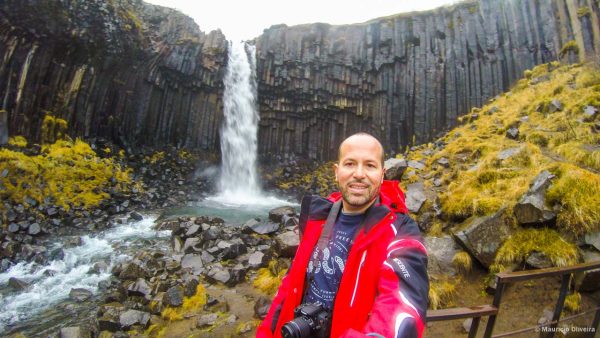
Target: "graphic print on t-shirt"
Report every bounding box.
[304,212,364,310]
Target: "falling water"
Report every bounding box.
[216,40,262,202]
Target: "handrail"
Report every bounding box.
[425,260,600,338]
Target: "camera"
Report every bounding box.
[281,303,331,338]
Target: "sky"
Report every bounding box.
[143,0,460,41]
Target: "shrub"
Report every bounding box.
[429,276,457,310]
[452,251,472,274]
[253,259,288,295]
[559,41,579,58]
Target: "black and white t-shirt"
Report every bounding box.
[304,211,364,310]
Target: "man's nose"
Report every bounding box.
[353,165,366,178]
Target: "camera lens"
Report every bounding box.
[281,317,314,338]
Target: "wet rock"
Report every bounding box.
[221,243,248,260]
[119,309,151,329]
[127,278,152,297]
[50,248,65,261]
[384,158,408,181]
[206,266,231,285]
[200,228,219,242]
[196,313,218,328]
[405,182,427,213]
[185,223,202,237]
[254,296,272,319]
[243,220,279,235]
[98,304,124,332]
[172,236,183,253]
[163,286,184,307]
[454,209,513,268]
[424,236,461,275]
[183,238,201,253]
[181,254,204,275]
[129,211,144,221]
[228,264,247,286]
[8,277,30,290]
[282,214,299,228]
[8,223,19,233]
[118,262,149,280]
[1,258,10,272]
[201,251,216,264]
[183,278,199,297]
[60,326,91,338]
[513,171,556,225]
[276,231,300,258]
[92,261,109,274]
[248,251,266,268]
[584,231,600,251]
[268,206,295,223]
[69,288,93,302]
[525,252,552,269]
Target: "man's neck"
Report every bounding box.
[341,197,378,215]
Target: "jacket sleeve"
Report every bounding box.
[342,215,429,338]
[256,270,291,338]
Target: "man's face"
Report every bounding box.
[334,135,385,214]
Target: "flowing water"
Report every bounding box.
[0,215,170,336]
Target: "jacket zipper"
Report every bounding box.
[350,251,367,307]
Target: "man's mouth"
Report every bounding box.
[348,183,369,193]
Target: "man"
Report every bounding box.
[257,133,429,338]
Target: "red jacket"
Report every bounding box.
[257,180,429,338]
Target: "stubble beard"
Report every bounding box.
[340,180,380,210]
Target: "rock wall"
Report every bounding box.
[0,0,227,151]
[1,0,599,160]
[255,0,600,160]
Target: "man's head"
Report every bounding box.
[334,133,386,214]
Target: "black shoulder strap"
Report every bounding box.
[298,195,313,237]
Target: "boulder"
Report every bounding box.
[92,261,109,274]
[513,171,556,225]
[248,251,266,268]
[181,254,204,275]
[497,147,522,161]
[254,296,272,319]
[583,105,598,122]
[268,206,295,223]
[69,288,93,302]
[206,266,231,285]
[183,238,201,253]
[97,304,124,332]
[221,243,248,260]
[506,127,519,140]
[118,262,149,280]
[60,326,91,338]
[548,99,563,113]
[27,222,41,236]
[8,223,19,233]
[436,157,450,168]
[196,313,218,328]
[8,277,30,290]
[454,209,513,268]
[405,182,427,213]
[163,286,184,307]
[408,160,426,170]
[183,278,199,297]
[384,158,408,181]
[276,231,300,258]
[243,220,280,235]
[185,223,202,237]
[584,231,600,251]
[424,236,461,275]
[129,211,144,221]
[119,309,151,329]
[127,278,152,297]
[525,252,552,269]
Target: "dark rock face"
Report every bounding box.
[0,0,227,151]
[254,0,600,160]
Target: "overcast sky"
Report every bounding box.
[143,0,460,41]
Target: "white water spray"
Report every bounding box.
[216,41,262,203]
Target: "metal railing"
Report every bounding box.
[426,260,600,338]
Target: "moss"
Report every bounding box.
[564,292,581,313]
[8,136,27,147]
[253,259,287,295]
[575,64,600,88]
[41,113,68,144]
[577,6,591,17]
[429,276,457,310]
[494,228,579,268]
[526,132,549,147]
[559,40,579,58]
[554,142,600,171]
[0,139,132,210]
[452,251,472,274]
[546,164,600,235]
[160,284,207,322]
[147,151,165,164]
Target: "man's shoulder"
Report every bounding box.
[391,213,422,239]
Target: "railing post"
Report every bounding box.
[591,305,600,336]
[468,317,481,338]
[483,278,505,338]
[541,274,571,338]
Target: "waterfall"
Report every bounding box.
[217,40,261,202]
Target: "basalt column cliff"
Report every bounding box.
[0,0,227,151]
[255,0,600,160]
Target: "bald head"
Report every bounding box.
[338,133,385,166]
